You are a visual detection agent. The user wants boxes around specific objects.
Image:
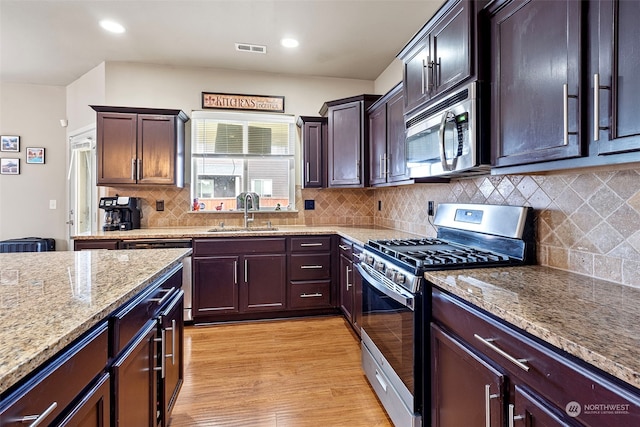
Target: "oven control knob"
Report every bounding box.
[365,255,374,266]
[375,261,385,272]
[385,268,396,280]
[395,274,406,285]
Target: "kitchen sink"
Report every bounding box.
[207,226,278,232]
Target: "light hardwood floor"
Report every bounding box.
[169,316,393,427]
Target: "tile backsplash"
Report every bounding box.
[105,168,640,288]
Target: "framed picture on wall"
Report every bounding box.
[0,158,20,174]
[1,135,19,152]
[26,147,45,164]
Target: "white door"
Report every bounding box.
[67,127,97,247]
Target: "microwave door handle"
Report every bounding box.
[439,110,454,171]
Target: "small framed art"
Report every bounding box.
[26,147,45,164]
[0,158,19,174]
[1,135,19,152]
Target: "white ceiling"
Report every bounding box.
[0,0,446,87]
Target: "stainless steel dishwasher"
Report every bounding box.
[119,239,193,322]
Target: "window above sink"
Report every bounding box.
[190,111,295,212]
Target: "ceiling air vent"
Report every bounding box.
[235,43,267,54]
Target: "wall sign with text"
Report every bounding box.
[202,92,285,113]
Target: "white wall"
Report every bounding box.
[374,59,403,95]
[66,62,106,131]
[0,82,68,248]
[103,62,376,116]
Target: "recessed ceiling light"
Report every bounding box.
[281,38,299,48]
[99,19,126,34]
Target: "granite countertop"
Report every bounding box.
[425,265,640,390]
[0,248,192,395]
[72,225,423,247]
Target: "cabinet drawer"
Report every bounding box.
[194,238,286,256]
[290,236,332,252]
[110,265,182,356]
[432,287,640,425]
[289,253,331,280]
[289,282,331,309]
[0,323,108,426]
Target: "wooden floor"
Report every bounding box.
[169,316,393,427]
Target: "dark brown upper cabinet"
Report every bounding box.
[591,0,640,155]
[92,106,189,187]
[368,83,411,186]
[297,116,327,188]
[320,95,380,188]
[488,0,583,168]
[399,0,483,116]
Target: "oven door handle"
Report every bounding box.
[355,264,415,311]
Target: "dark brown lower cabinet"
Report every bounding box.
[57,373,111,427]
[158,292,184,425]
[111,321,158,427]
[431,324,505,427]
[431,287,640,427]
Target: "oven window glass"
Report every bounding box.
[362,280,417,395]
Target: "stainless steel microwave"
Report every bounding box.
[405,81,489,178]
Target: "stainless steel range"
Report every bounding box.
[357,203,535,427]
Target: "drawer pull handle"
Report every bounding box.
[300,243,323,247]
[485,384,499,427]
[154,329,166,378]
[149,288,174,305]
[338,245,350,250]
[374,369,388,393]
[474,334,529,372]
[508,404,525,427]
[300,293,323,298]
[165,319,176,365]
[18,402,58,426]
[300,265,323,269]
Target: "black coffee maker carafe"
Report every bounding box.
[99,196,141,231]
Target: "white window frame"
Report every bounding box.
[190,110,296,211]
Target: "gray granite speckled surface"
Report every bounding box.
[425,266,640,390]
[71,225,422,247]
[0,248,191,395]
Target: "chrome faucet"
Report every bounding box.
[243,193,255,228]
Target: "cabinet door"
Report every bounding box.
[431,324,505,427]
[431,0,471,95]
[137,114,176,184]
[111,321,157,427]
[511,384,581,427]
[240,253,287,312]
[193,256,240,316]
[158,291,184,426]
[490,0,583,167]
[386,90,409,183]
[368,103,387,185]
[302,119,326,188]
[57,373,111,427]
[594,0,640,154]
[328,101,363,187]
[96,112,137,185]
[339,252,354,322]
[403,34,431,113]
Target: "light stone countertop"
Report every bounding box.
[72,225,423,247]
[425,265,640,390]
[0,248,191,395]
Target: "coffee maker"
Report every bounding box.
[99,196,141,231]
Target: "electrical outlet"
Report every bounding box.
[428,201,434,216]
[378,200,382,211]
[49,200,57,209]
[304,200,315,210]
[156,200,165,211]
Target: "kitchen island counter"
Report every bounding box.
[72,224,423,247]
[425,265,640,391]
[0,248,191,395]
